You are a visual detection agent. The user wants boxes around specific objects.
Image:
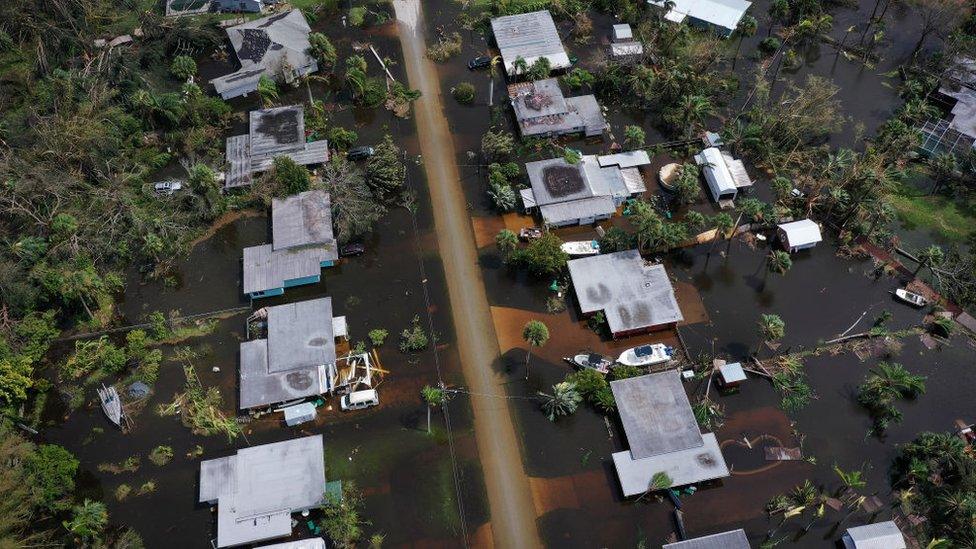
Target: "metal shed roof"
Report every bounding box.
[695,147,737,201]
[567,250,683,334]
[256,539,326,549]
[612,433,729,496]
[272,190,336,252]
[778,219,822,248]
[539,196,617,225]
[611,371,702,459]
[612,23,634,41]
[720,362,747,383]
[662,529,750,549]
[199,435,327,547]
[598,150,652,169]
[649,0,752,32]
[490,11,570,75]
[842,522,906,549]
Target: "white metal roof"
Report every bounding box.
[778,219,823,248]
[597,150,652,168]
[663,529,750,549]
[649,0,752,32]
[695,147,737,200]
[720,362,747,383]
[842,522,906,549]
[612,23,633,40]
[256,538,325,549]
[612,433,730,496]
[490,11,570,75]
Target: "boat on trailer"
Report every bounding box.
[519,227,543,240]
[563,352,614,374]
[97,384,123,427]
[894,288,928,308]
[617,343,674,367]
[560,240,600,256]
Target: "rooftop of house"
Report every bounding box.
[661,529,750,549]
[271,190,336,251]
[241,243,334,295]
[211,10,317,96]
[567,249,683,334]
[610,371,702,459]
[250,106,306,156]
[199,435,327,547]
[490,10,570,74]
[267,298,336,371]
[648,0,752,31]
[612,432,730,496]
[843,522,906,549]
[508,79,606,137]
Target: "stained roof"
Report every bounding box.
[613,433,729,496]
[610,371,703,459]
[211,10,318,97]
[662,529,750,549]
[250,106,305,157]
[567,250,683,334]
[239,340,328,409]
[490,11,570,75]
[199,435,327,547]
[272,190,336,251]
[842,522,906,549]
[539,196,617,225]
[267,298,336,373]
[226,105,330,189]
[598,151,652,169]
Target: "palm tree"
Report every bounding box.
[538,382,581,421]
[732,15,758,70]
[758,314,785,354]
[833,464,867,493]
[64,499,108,541]
[495,229,518,259]
[914,244,944,277]
[420,384,447,434]
[522,320,549,380]
[767,0,790,36]
[257,75,279,107]
[768,250,793,274]
[678,94,715,138]
[512,55,528,77]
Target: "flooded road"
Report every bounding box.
[392,1,542,547]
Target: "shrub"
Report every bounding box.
[327,126,358,150]
[452,82,476,104]
[759,37,781,55]
[399,316,429,352]
[170,55,197,81]
[368,329,389,347]
[426,32,462,62]
[148,445,174,466]
[25,444,79,511]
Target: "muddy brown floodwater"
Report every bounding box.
[393,1,542,547]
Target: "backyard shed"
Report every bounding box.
[842,521,906,549]
[612,23,633,41]
[662,529,750,549]
[199,435,328,547]
[695,147,753,203]
[210,10,318,99]
[256,539,325,549]
[567,250,683,337]
[777,219,822,252]
[648,0,753,37]
[490,11,571,76]
[719,362,747,387]
[280,402,316,426]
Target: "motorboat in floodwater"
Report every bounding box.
[97,384,123,428]
[564,352,614,374]
[560,240,600,256]
[617,343,674,367]
[894,288,928,308]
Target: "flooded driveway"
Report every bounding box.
[393,1,542,547]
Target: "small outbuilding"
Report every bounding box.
[280,402,317,426]
[256,539,325,549]
[694,146,753,204]
[719,362,747,388]
[612,24,633,41]
[777,219,822,253]
[490,11,571,76]
[842,521,906,549]
[662,529,750,549]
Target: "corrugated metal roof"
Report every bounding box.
[539,196,616,225]
[720,362,747,383]
[610,41,645,57]
[662,529,750,549]
[649,0,752,32]
[242,243,332,295]
[199,436,327,547]
[613,433,730,497]
[490,11,570,75]
[610,371,703,459]
[695,147,737,201]
[843,522,906,549]
[272,190,336,251]
[778,219,822,249]
[612,23,633,41]
[250,106,305,156]
[567,249,683,334]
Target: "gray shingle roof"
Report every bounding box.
[567,250,683,334]
[242,243,332,295]
[250,106,305,157]
[662,529,750,549]
[199,435,327,547]
[538,196,616,225]
[611,371,703,459]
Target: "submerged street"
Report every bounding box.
[393,1,542,547]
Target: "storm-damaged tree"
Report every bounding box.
[757,314,785,355]
[365,134,406,200]
[321,157,384,243]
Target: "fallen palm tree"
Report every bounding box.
[158,349,241,441]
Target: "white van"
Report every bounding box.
[340,389,379,411]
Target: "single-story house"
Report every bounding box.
[521,152,649,227]
[611,372,730,497]
[567,250,683,338]
[662,529,750,549]
[777,219,822,253]
[226,105,329,189]
[648,0,753,38]
[210,10,319,99]
[256,540,325,549]
[199,435,336,547]
[490,10,571,76]
[694,146,753,204]
[919,58,976,156]
[842,522,906,549]
[243,189,338,298]
[508,78,606,138]
[239,297,347,410]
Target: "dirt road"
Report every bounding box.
[392,1,542,547]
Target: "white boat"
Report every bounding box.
[617,344,674,367]
[97,384,123,427]
[563,352,613,374]
[894,288,928,308]
[561,240,600,256]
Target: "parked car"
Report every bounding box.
[341,389,379,411]
[340,243,366,257]
[153,180,183,196]
[346,146,375,161]
[467,56,492,70]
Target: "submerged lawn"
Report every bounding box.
[889,179,976,243]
